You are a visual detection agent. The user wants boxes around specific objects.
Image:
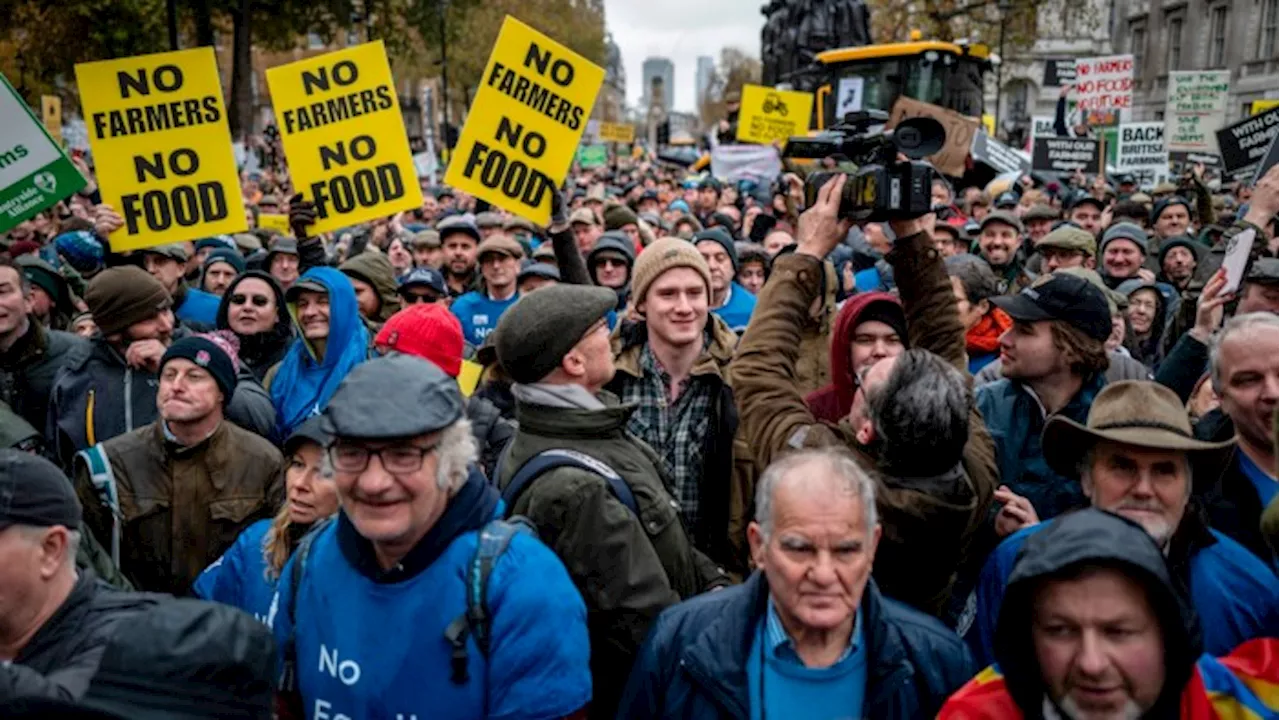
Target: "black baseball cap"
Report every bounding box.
[0,450,81,530]
[991,274,1112,342]
[1068,193,1107,212]
[398,267,448,297]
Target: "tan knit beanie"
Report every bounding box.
[630,236,712,306]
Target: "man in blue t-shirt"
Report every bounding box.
[450,233,523,347]
[965,380,1277,666]
[694,228,756,333]
[142,243,222,329]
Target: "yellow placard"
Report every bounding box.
[736,84,813,145]
[444,16,605,225]
[1251,99,1279,116]
[41,95,62,145]
[598,121,634,143]
[456,359,483,397]
[982,113,995,137]
[257,212,290,234]
[267,41,423,235]
[75,47,247,252]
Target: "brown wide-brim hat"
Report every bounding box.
[1043,380,1235,479]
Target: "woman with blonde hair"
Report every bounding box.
[193,417,338,619]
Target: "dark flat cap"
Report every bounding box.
[495,285,617,384]
[0,450,80,530]
[322,354,463,438]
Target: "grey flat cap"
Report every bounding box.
[495,284,617,385]
[322,354,463,439]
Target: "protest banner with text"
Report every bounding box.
[1215,107,1279,180]
[1116,122,1169,189]
[0,74,85,233]
[1165,71,1230,153]
[970,131,1031,176]
[268,41,422,234]
[1074,55,1133,127]
[597,122,634,144]
[1032,137,1101,173]
[1042,59,1077,88]
[76,47,246,251]
[445,16,604,225]
[737,84,814,146]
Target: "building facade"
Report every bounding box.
[695,55,715,106]
[642,56,675,111]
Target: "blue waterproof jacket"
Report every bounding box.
[269,473,591,719]
[711,281,757,334]
[175,285,222,329]
[617,572,974,720]
[193,519,276,623]
[975,374,1105,521]
[964,512,1279,666]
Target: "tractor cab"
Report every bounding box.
[812,38,992,129]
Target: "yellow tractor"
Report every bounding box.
[805,33,993,129]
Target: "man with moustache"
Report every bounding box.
[975,212,1031,294]
[436,216,482,298]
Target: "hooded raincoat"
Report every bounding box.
[268,267,369,438]
[215,271,293,382]
[804,292,904,424]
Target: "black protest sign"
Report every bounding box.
[971,131,1032,176]
[1215,107,1280,175]
[1042,59,1077,88]
[1032,137,1101,173]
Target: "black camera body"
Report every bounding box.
[783,110,945,222]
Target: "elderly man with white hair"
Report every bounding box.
[269,354,591,720]
[618,447,975,720]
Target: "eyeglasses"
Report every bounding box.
[329,441,439,473]
[230,293,272,308]
[597,257,628,269]
[403,292,439,304]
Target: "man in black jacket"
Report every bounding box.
[0,451,156,702]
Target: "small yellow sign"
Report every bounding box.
[982,113,995,137]
[736,84,813,146]
[1251,99,1279,116]
[443,16,605,225]
[257,212,291,234]
[456,359,483,397]
[267,41,423,235]
[75,47,247,252]
[41,95,62,145]
[598,121,634,143]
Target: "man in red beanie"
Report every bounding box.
[374,304,512,475]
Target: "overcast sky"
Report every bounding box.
[604,0,764,114]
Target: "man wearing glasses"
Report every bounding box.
[269,353,591,720]
[396,266,449,307]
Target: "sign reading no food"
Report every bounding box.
[267,41,423,234]
[445,16,604,225]
[0,74,85,233]
[1074,55,1133,127]
[1032,137,1101,173]
[76,47,246,251]
[736,84,814,146]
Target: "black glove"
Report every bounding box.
[549,180,567,228]
[288,193,317,240]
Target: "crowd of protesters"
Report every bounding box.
[0,115,1276,720]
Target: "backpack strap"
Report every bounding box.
[276,516,334,703]
[500,448,639,516]
[76,444,120,567]
[443,517,536,685]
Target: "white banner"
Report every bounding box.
[709,144,782,184]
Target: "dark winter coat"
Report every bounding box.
[617,572,975,719]
[0,318,86,436]
[215,271,293,382]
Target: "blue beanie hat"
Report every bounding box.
[53,231,104,274]
[203,247,246,275]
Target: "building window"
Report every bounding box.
[1131,25,1146,71]
[1209,6,1228,67]
[1167,18,1183,71]
[1009,81,1029,119]
[1261,1,1278,59]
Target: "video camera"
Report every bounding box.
[782,111,945,222]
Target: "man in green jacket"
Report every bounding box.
[493,283,728,720]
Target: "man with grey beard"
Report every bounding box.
[961,381,1278,669]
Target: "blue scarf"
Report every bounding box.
[271,267,369,438]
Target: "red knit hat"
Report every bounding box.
[374,304,464,377]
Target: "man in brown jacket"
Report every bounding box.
[731,174,998,621]
[74,336,282,595]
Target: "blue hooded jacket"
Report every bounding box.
[270,267,369,438]
[963,515,1278,666]
[193,519,276,623]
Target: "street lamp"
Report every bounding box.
[993,0,1013,139]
